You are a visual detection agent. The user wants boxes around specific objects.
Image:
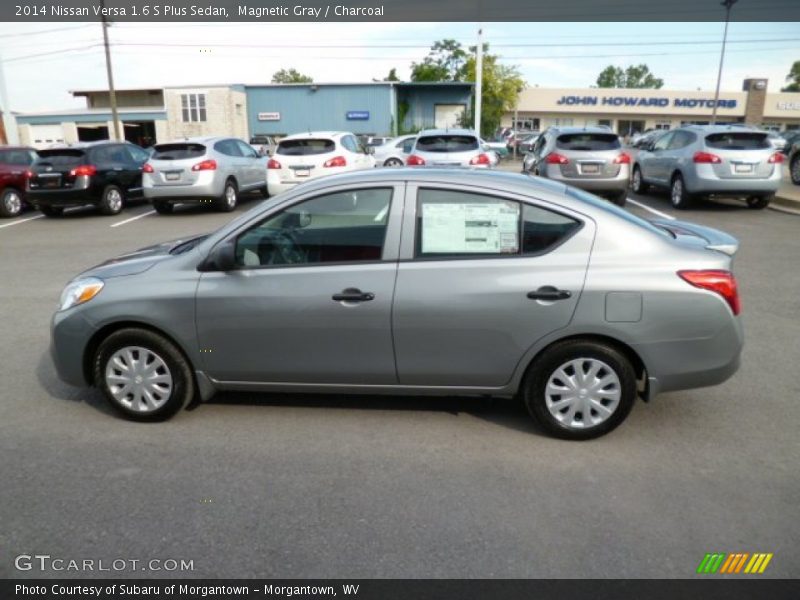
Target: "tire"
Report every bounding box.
[217,179,238,212]
[746,195,771,210]
[39,205,64,217]
[0,188,24,218]
[98,185,124,215]
[259,185,269,197]
[153,200,174,215]
[790,155,800,185]
[669,173,693,210]
[609,190,627,207]
[522,339,637,440]
[630,166,648,194]
[94,328,195,422]
[383,158,404,167]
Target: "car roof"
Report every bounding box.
[156,136,232,145]
[548,126,618,135]
[43,141,129,150]
[417,128,478,137]
[0,145,36,151]
[279,131,348,141]
[681,124,766,134]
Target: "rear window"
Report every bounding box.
[151,143,206,160]
[0,149,36,165]
[556,133,621,151]
[277,139,335,156]
[704,132,770,150]
[35,149,85,167]
[416,135,479,153]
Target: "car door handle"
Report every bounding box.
[332,288,375,302]
[527,286,572,301]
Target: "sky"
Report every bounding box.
[0,21,798,112]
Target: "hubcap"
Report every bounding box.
[107,189,122,211]
[632,170,641,190]
[671,179,682,205]
[105,346,173,413]
[386,159,402,167]
[4,191,22,214]
[545,358,621,429]
[226,185,237,206]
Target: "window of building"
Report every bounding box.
[655,120,672,130]
[181,93,207,122]
[551,118,574,127]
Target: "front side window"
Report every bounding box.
[235,188,393,267]
[653,132,674,151]
[416,189,581,258]
[181,93,207,122]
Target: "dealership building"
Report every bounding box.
[502,78,800,135]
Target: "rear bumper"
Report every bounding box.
[27,187,99,207]
[544,167,630,193]
[144,179,221,200]
[684,166,782,195]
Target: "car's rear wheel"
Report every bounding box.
[94,328,194,421]
[746,195,772,210]
[670,174,693,210]
[39,205,64,217]
[609,190,627,207]
[790,155,800,185]
[384,158,404,167]
[0,188,23,218]
[217,179,238,212]
[153,200,174,215]
[631,166,648,194]
[99,185,124,215]
[523,339,637,440]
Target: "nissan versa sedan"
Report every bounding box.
[50,169,743,440]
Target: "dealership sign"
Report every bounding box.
[556,96,738,109]
[257,112,281,121]
[776,101,800,111]
[346,111,370,120]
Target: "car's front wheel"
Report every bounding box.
[217,179,238,212]
[94,328,194,421]
[670,174,693,209]
[0,188,23,218]
[99,185,124,215]
[523,339,637,440]
[630,166,648,194]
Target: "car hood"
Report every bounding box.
[650,219,739,256]
[79,234,208,279]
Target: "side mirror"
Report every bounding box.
[198,241,236,272]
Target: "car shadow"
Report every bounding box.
[635,190,754,213]
[36,351,115,416]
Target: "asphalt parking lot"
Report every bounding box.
[1,180,798,579]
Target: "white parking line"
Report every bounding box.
[627,198,676,221]
[0,214,44,229]
[110,210,156,228]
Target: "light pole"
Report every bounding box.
[711,0,737,125]
[100,0,121,141]
[474,26,483,136]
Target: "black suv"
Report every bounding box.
[788,138,800,185]
[26,141,150,217]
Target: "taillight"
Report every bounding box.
[693,151,722,164]
[469,153,491,166]
[70,165,97,177]
[678,270,740,316]
[142,163,154,173]
[545,153,569,165]
[406,154,425,166]
[267,158,282,169]
[323,156,347,168]
[768,152,784,164]
[24,170,34,179]
[191,159,217,171]
[613,153,631,164]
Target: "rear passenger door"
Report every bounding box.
[235,140,264,189]
[642,131,673,184]
[391,184,594,387]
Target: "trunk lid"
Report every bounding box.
[651,218,739,256]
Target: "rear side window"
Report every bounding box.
[556,133,621,151]
[152,143,206,160]
[416,135,479,153]
[35,149,85,167]
[705,132,770,150]
[277,139,335,156]
[0,149,36,165]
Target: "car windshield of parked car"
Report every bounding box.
[151,143,206,160]
[556,133,621,151]
[705,132,770,150]
[277,139,336,156]
[35,149,85,167]
[0,149,36,165]
[416,135,479,153]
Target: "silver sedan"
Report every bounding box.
[50,169,742,440]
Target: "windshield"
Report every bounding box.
[35,149,85,167]
[277,139,335,156]
[416,135,479,153]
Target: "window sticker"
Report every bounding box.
[421,201,520,254]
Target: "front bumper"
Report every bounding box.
[50,308,94,387]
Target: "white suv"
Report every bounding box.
[406,129,494,168]
[267,132,376,196]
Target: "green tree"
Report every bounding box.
[271,68,313,84]
[384,68,400,82]
[596,64,664,89]
[410,39,468,82]
[783,60,800,92]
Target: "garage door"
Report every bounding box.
[434,104,466,129]
[29,124,65,149]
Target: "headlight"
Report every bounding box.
[59,277,104,311]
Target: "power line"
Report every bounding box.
[0,24,93,38]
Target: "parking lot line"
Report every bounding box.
[0,214,45,229]
[110,210,156,228]
[627,198,676,221]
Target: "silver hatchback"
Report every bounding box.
[406,129,494,168]
[50,169,743,440]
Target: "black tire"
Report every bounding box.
[609,190,627,207]
[93,328,195,422]
[522,339,637,440]
[630,165,648,194]
[153,200,174,215]
[0,188,24,218]
[383,158,404,167]
[39,205,64,217]
[217,179,238,212]
[259,185,269,198]
[746,195,771,210]
[669,173,693,210]
[98,185,124,215]
[790,155,800,185]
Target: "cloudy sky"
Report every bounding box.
[0,21,798,112]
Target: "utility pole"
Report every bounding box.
[474,25,483,136]
[100,0,122,141]
[0,50,19,144]
[711,0,737,125]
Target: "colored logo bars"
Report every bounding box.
[697,553,773,574]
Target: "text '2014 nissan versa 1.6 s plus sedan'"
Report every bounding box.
[50,169,743,440]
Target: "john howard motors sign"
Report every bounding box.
[556,95,738,109]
